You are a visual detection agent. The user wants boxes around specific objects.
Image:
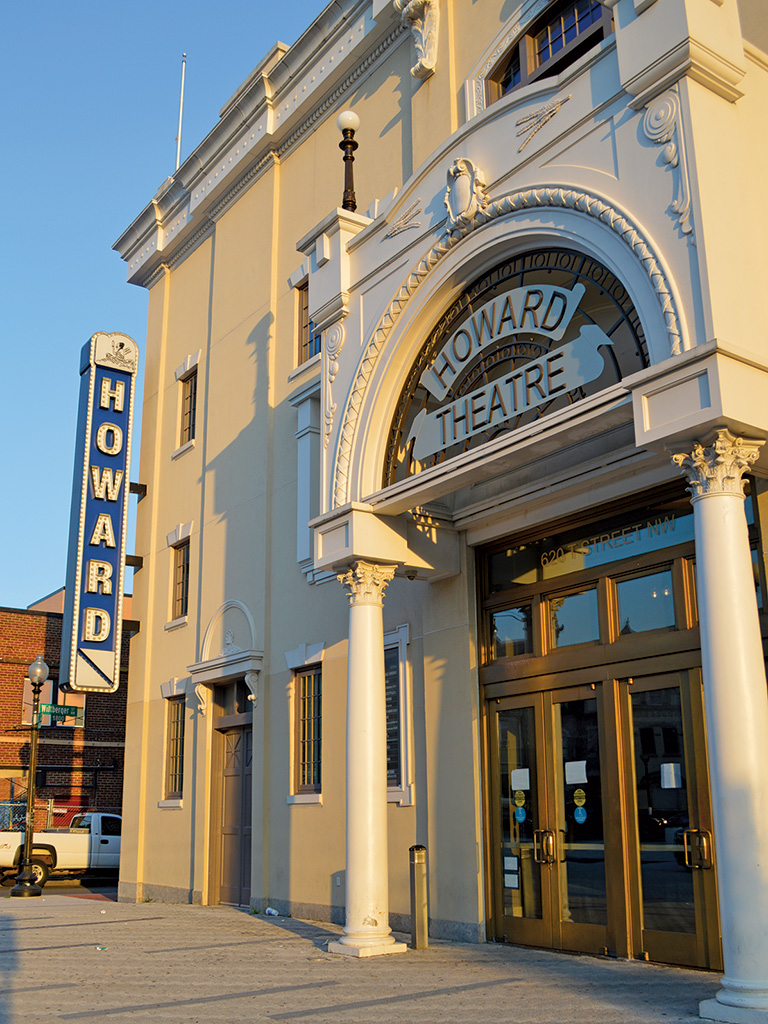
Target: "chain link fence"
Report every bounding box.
[0,801,122,830]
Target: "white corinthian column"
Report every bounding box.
[672,430,768,1023]
[328,560,407,958]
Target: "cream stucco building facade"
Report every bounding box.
[116,1,768,1018]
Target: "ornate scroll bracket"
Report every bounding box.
[384,200,422,239]
[394,0,439,80]
[337,560,396,607]
[194,682,210,717]
[671,429,764,498]
[324,323,346,449]
[643,90,694,242]
[444,159,488,237]
[244,670,259,708]
[516,95,571,153]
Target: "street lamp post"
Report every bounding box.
[11,655,49,898]
[337,110,360,212]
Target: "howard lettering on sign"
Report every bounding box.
[61,332,138,693]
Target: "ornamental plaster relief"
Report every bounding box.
[516,95,571,153]
[444,160,488,237]
[337,560,396,606]
[324,322,347,449]
[394,0,439,79]
[672,429,764,498]
[331,184,685,507]
[642,89,694,241]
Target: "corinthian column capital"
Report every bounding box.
[337,561,396,607]
[671,428,764,499]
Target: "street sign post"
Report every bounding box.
[39,704,80,719]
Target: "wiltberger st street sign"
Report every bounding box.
[61,332,138,693]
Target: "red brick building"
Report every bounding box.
[0,592,130,828]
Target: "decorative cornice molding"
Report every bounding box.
[332,185,684,507]
[337,560,396,606]
[394,0,439,79]
[642,88,694,241]
[671,429,763,499]
[120,24,406,288]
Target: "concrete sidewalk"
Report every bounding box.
[0,894,721,1024]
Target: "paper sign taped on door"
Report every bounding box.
[510,768,530,790]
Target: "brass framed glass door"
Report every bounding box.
[490,684,608,953]
[624,672,720,969]
[489,671,721,968]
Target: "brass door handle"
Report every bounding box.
[682,828,713,869]
[533,829,545,863]
[543,830,556,865]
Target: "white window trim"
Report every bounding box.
[384,623,415,806]
[165,522,193,627]
[171,438,196,461]
[173,351,201,458]
[161,682,188,805]
[286,643,325,803]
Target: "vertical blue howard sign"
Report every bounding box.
[61,332,139,692]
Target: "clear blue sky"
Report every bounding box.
[0,1,327,610]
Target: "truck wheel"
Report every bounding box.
[29,859,50,886]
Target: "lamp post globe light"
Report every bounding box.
[10,655,49,898]
[337,110,360,212]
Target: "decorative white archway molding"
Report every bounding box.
[188,600,263,714]
[332,186,687,508]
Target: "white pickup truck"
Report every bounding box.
[0,811,121,887]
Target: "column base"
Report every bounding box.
[701,999,768,1023]
[328,938,407,958]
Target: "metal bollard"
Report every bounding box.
[409,844,428,949]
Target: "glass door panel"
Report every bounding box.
[631,687,694,934]
[555,698,607,932]
[625,674,721,970]
[497,705,544,926]
[491,688,608,954]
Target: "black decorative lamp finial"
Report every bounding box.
[337,110,360,212]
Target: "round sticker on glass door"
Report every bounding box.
[573,788,586,807]
[574,806,587,824]
[514,806,527,823]
[514,790,526,807]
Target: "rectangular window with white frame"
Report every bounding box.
[295,665,322,795]
[165,521,193,629]
[384,624,414,805]
[285,641,324,804]
[297,281,321,364]
[173,540,190,620]
[165,695,185,800]
[173,351,201,459]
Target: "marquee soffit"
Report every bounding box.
[332,185,685,508]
